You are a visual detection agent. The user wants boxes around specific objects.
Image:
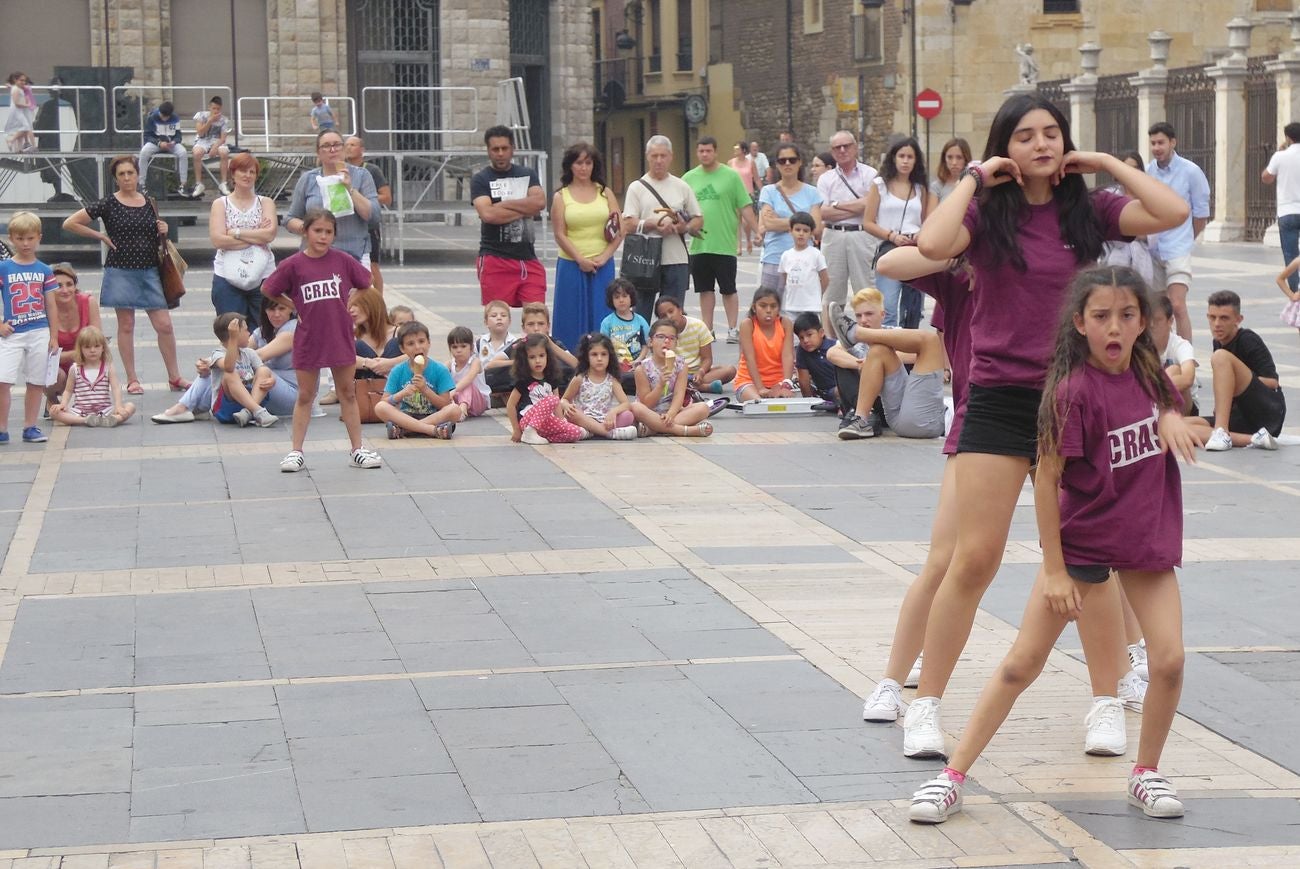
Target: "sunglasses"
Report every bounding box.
[775,156,800,165]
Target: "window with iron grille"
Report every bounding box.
[1043,0,1080,12]
[676,0,692,70]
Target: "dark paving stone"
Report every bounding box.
[556,673,818,811]
[0,792,131,849]
[413,672,565,710]
[298,773,479,831]
[1054,795,1300,850]
[129,762,304,840]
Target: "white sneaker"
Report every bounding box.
[902,696,946,759]
[232,408,253,427]
[1117,670,1147,713]
[1205,427,1232,451]
[151,409,194,424]
[218,182,232,196]
[1127,770,1184,818]
[862,679,905,722]
[1250,427,1279,450]
[280,450,305,473]
[194,408,211,421]
[904,654,922,689]
[726,327,740,344]
[254,408,279,427]
[1084,696,1127,756]
[191,182,205,198]
[349,447,383,469]
[521,427,547,445]
[909,774,962,824]
[1127,642,1149,681]
[609,425,638,440]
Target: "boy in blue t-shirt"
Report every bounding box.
[599,278,650,372]
[309,93,336,131]
[0,211,57,444]
[793,311,838,411]
[375,321,461,439]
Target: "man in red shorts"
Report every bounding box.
[472,126,546,308]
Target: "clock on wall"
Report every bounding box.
[684,94,707,125]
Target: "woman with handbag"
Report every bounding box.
[209,152,278,323]
[758,144,823,316]
[350,288,402,424]
[551,142,621,352]
[63,154,189,394]
[863,137,937,328]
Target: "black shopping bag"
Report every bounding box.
[620,233,662,296]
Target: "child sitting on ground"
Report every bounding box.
[507,333,586,444]
[793,311,839,410]
[559,332,638,439]
[631,318,714,437]
[599,278,651,373]
[480,299,519,396]
[49,326,135,427]
[653,295,736,393]
[388,305,414,328]
[447,325,488,418]
[733,287,795,402]
[375,320,460,439]
[827,287,946,440]
[208,312,279,428]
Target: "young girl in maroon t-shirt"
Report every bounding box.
[262,208,382,472]
[910,267,1196,824]
[899,93,1192,762]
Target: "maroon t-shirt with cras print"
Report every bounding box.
[962,189,1131,390]
[262,249,371,370]
[1054,364,1182,571]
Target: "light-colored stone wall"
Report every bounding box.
[550,0,597,158]
[904,0,1295,154]
[90,0,171,91]
[440,0,510,151]
[265,0,349,149]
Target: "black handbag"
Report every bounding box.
[619,232,663,294]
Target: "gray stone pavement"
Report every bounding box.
[0,241,1297,865]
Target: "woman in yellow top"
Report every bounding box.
[551,142,622,350]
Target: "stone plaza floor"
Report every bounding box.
[0,242,1298,867]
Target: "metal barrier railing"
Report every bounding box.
[111,86,234,136]
[28,86,109,135]
[236,96,357,150]
[360,86,479,135]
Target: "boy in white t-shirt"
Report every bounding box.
[778,211,829,319]
[1152,292,1198,414]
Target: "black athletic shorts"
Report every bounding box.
[369,227,382,266]
[1201,374,1286,437]
[689,253,738,295]
[1065,564,1112,584]
[955,384,1042,460]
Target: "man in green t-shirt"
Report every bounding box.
[683,137,758,337]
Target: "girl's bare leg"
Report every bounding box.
[914,453,1031,700]
[332,367,364,450]
[290,369,319,452]
[1120,570,1184,768]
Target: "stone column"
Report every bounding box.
[1266,12,1300,130]
[441,0,511,150]
[1203,18,1253,243]
[265,0,349,149]
[1131,31,1172,159]
[1263,13,1300,247]
[1063,43,1100,152]
[89,0,171,91]
[549,0,596,161]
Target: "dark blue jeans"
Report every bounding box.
[1280,214,1300,292]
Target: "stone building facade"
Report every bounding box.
[718,0,905,166]
[1,0,596,175]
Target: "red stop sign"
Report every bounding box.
[915,88,943,121]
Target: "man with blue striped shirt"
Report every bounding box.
[1146,122,1211,342]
